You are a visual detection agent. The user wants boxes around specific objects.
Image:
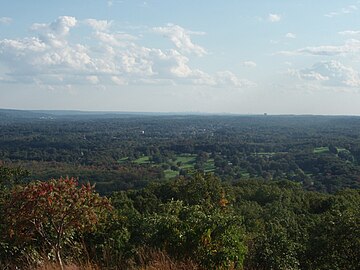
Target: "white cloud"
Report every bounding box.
[31,16,77,37]
[268,14,281,23]
[339,30,360,36]
[343,5,357,13]
[107,0,124,7]
[86,75,100,84]
[290,69,329,82]
[153,23,207,56]
[94,31,137,47]
[285,32,296,39]
[0,17,12,25]
[325,5,358,18]
[111,76,127,85]
[278,39,360,56]
[292,60,360,88]
[84,19,112,31]
[0,16,252,90]
[242,61,257,68]
[215,71,257,88]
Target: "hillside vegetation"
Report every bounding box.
[0,113,359,269]
[0,167,359,269]
[1,114,360,194]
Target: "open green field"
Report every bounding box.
[337,147,351,154]
[164,169,179,179]
[204,158,216,172]
[313,146,350,154]
[240,170,250,178]
[117,157,129,163]
[119,153,216,179]
[134,156,151,164]
[165,154,215,179]
[174,154,196,167]
[253,152,288,157]
[313,147,329,154]
[255,152,276,156]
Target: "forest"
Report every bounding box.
[0,110,359,269]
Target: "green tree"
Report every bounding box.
[138,201,247,269]
[0,165,29,190]
[305,190,360,269]
[0,165,29,264]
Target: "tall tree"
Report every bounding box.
[4,177,111,269]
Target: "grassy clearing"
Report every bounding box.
[174,154,197,165]
[337,147,351,154]
[175,154,215,172]
[132,153,215,179]
[255,152,276,156]
[164,169,179,179]
[117,157,129,163]
[313,146,350,155]
[240,171,250,178]
[254,152,288,157]
[204,158,215,172]
[313,147,329,154]
[134,156,151,164]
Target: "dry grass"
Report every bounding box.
[32,257,200,270]
[35,262,99,270]
[136,249,202,270]
[4,249,201,270]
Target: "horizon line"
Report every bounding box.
[1,107,360,117]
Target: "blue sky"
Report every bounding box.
[1,0,360,114]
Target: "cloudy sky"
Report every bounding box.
[1,0,360,114]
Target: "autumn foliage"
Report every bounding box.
[4,177,111,268]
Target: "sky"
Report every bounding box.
[0,0,360,114]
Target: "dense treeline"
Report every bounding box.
[1,112,360,268]
[0,167,359,269]
[1,114,360,193]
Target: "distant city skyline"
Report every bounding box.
[1,0,360,115]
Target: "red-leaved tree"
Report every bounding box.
[4,177,112,269]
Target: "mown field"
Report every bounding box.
[120,154,216,179]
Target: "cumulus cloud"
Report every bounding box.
[278,39,360,56]
[292,60,360,87]
[0,16,253,89]
[215,71,257,88]
[242,61,257,68]
[268,14,281,23]
[153,24,207,56]
[31,16,77,37]
[325,5,358,18]
[285,32,296,39]
[86,75,100,84]
[106,0,124,7]
[0,17,12,25]
[94,31,137,48]
[84,19,112,31]
[111,76,127,85]
[339,30,360,36]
